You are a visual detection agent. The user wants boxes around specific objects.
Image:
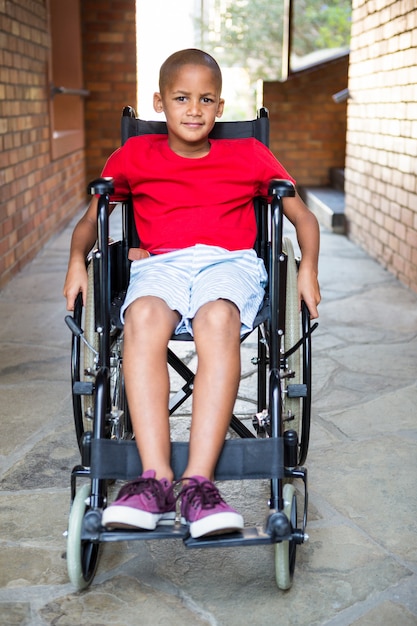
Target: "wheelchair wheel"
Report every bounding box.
[282,238,314,465]
[82,259,98,432]
[282,238,301,436]
[71,256,131,445]
[275,483,297,590]
[67,482,101,591]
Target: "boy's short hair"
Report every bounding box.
[159,49,222,94]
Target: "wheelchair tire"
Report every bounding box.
[275,483,297,590]
[82,259,98,432]
[282,238,301,436]
[67,482,100,591]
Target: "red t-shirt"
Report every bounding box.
[101,134,295,253]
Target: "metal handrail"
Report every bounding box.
[50,84,90,98]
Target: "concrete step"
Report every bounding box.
[300,186,346,234]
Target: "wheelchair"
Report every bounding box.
[65,106,317,592]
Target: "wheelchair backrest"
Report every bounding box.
[121,105,270,147]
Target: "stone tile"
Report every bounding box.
[0,602,31,626]
[0,416,79,490]
[350,601,417,626]
[0,299,69,345]
[0,492,69,546]
[324,383,417,439]
[319,285,417,342]
[309,436,417,562]
[309,416,343,450]
[0,546,67,587]
[39,575,210,625]
[312,339,417,413]
[0,342,68,384]
[0,382,71,459]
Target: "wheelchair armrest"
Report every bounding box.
[268,179,296,198]
[87,177,114,196]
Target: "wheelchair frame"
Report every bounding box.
[65,108,316,591]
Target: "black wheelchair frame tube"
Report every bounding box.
[95,193,111,371]
[255,198,269,413]
[90,193,112,509]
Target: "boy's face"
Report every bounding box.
[153,64,224,156]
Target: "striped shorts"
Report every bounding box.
[121,244,268,337]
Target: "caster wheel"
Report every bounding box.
[67,483,101,590]
[275,483,297,590]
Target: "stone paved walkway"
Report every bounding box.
[0,212,416,625]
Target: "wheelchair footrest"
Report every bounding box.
[73,381,94,395]
[287,384,307,398]
[83,524,286,548]
[184,526,280,548]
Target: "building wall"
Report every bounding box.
[0,1,86,289]
[0,0,137,289]
[345,0,417,292]
[263,56,349,187]
[82,1,137,184]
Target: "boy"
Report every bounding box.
[64,49,320,539]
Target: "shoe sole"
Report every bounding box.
[182,512,244,539]
[102,506,176,530]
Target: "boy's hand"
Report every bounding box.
[297,263,321,319]
[63,259,88,311]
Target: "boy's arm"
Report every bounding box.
[282,192,321,319]
[63,197,99,311]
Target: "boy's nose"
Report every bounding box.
[187,99,202,115]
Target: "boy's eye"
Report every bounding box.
[174,96,215,104]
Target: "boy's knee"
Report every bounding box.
[194,299,240,334]
[124,296,173,330]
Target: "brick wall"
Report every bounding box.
[81,0,137,184]
[0,0,86,289]
[263,56,349,186]
[345,0,417,292]
[0,0,137,289]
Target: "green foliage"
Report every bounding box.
[198,0,351,82]
[293,0,351,55]
[197,0,284,81]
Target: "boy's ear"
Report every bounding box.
[216,98,225,118]
[153,92,164,113]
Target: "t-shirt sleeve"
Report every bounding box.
[253,140,296,196]
[100,144,131,201]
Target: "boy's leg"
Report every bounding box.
[102,296,180,530]
[184,298,241,479]
[123,296,180,483]
[179,298,244,537]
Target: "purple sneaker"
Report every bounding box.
[102,470,176,530]
[179,476,244,539]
